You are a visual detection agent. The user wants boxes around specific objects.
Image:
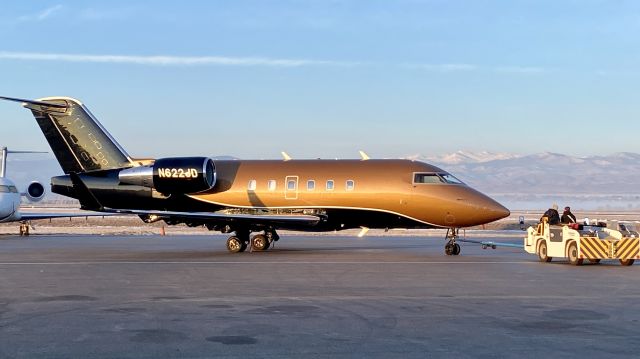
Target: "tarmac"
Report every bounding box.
[1,233,639,358]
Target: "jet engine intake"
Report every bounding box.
[119,157,216,194]
[25,181,46,202]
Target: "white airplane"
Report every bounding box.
[0,146,111,235]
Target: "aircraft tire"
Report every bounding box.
[620,259,635,266]
[452,243,461,255]
[226,236,243,253]
[445,243,454,255]
[251,234,268,251]
[567,242,583,266]
[537,241,552,262]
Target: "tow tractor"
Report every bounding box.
[524,219,640,266]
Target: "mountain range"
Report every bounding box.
[420,151,640,194]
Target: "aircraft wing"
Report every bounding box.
[19,211,119,221]
[102,208,322,226]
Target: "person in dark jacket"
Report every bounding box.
[561,206,577,224]
[541,204,561,225]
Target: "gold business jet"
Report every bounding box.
[0,96,510,254]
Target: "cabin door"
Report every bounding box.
[285,176,298,200]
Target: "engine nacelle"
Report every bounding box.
[119,157,216,194]
[25,181,46,202]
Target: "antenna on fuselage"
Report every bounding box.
[359,150,370,161]
[281,152,292,161]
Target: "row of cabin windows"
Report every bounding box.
[247,179,355,191]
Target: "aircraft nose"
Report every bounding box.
[483,200,511,223]
[0,195,12,218]
[453,189,510,227]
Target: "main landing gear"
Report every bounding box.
[225,228,279,253]
[444,228,461,256]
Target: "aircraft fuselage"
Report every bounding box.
[51,159,509,231]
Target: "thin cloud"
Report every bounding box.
[408,63,547,74]
[17,5,63,22]
[596,69,640,76]
[0,51,358,67]
[408,63,478,72]
[493,66,547,74]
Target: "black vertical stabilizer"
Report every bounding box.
[22,97,134,174]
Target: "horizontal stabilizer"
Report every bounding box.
[0,96,67,110]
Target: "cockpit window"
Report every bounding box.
[438,173,464,184]
[413,173,465,185]
[0,185,8,193]
[413,173,443,184]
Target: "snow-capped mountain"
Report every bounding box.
[420,151,522,165]
[420,151,640,194]
[418,151,640,210]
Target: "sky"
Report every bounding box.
[1,0,639,159]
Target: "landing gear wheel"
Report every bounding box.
[251,234,268,251]
[445,243,454,256]
[233,229,250,253]
[444,228,460,256]
[537,241,552,262]
[620,259,635,266]
[589,258,601,264]
[226,236,243,253]
[445,242,460,255]
[567,242,583,266]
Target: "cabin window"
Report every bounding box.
[248,180,257,191]
[267,180,276,191]
[439,173,464,184]
[346,180,355,191]
[0,185,8,193]
[307,180,315,191]
[413,173,443,184]
[326,180,334,191]
[287,180,297,190]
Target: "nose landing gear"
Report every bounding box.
[444,228,461,255]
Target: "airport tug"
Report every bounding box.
[524,219,640,266]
